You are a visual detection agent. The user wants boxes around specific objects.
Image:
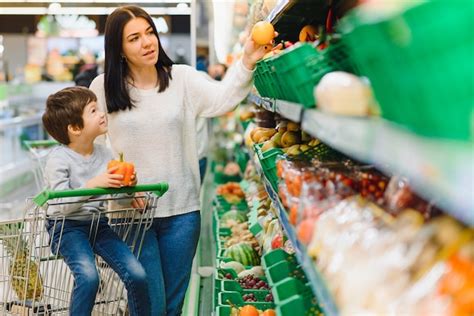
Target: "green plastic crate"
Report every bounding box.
[273,44,321,107]
[255,56,286,99]
[221,279,270,294]
[248,211,263,236]
[254,42,356,108]
[340,1,474,140]
[271,42,356,108]
[266,261,307,285]
[262,249,297,270]
[218,291,275,310]
[254,144,283,192]
[277,293,322,316]
[272,277,313,304]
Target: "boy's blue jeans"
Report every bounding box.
[47,218,151,316]
[136,210,201,316]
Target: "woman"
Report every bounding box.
[90,5,274,315]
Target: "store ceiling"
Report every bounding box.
[0,0,192,15]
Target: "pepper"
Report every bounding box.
[107,152,135,186]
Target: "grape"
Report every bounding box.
[225,273,233,279]
[265,293,274,302]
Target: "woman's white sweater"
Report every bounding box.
[90,61,253,217]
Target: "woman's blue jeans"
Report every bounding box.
[137,211,201,316]
[47,218,151,316]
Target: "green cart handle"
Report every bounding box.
[33,183,169,207]
[23,140,58,150]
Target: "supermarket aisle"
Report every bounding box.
[0,0,473,315]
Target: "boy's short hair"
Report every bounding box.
[42,86,97,145]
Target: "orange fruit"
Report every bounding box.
[251,21,275,45]
[299,25,318,42]
[297,218,315,245]
[262,309,276,316]
[239,305,259,316]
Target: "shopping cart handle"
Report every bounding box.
[22,139,59,149]
[33,183,169,207]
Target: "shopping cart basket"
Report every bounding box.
[22,140,58,193]
[0,183,168,315]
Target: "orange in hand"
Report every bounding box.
[251,21,275,45]
[108,152,135,186]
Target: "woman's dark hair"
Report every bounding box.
[104,5,173,113]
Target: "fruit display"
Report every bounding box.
[246,118,323,157]
[307,197,474,315]
[383,176,436,219]
[229,305,276,316]
[236,275,271,291]
[224,242,261,266]
[437,250,474,316]
[221,210,249,226]
[222,162,242,177]
[223,222,260,251]
[217,182,246,204]
[211,2,472,314]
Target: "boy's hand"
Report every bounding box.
[86,166,124,188]
[130,171,138,186]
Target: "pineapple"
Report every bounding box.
[0,223,43,300]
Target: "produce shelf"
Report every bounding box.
[248,94,302,123]
[265,0,356,42]
[248,93,274,112]
[267,0,293,25]
[301,109,474,226]
[248,93,473,226]
[274,99,303,123]
[253,156,339,316]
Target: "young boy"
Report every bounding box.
[42,86,150,316]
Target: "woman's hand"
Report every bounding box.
[131,192,146,209]
[242,32,283,70]
[86,166,123,188]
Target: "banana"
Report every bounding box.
[308,138,321,147]
[300,144,310,152]
[286,144,302,156]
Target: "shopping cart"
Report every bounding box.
[0,183,168,315]
[22,140,58,193]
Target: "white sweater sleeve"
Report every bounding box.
[184,59,254,117]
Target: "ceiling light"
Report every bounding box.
[48,2,61,14]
